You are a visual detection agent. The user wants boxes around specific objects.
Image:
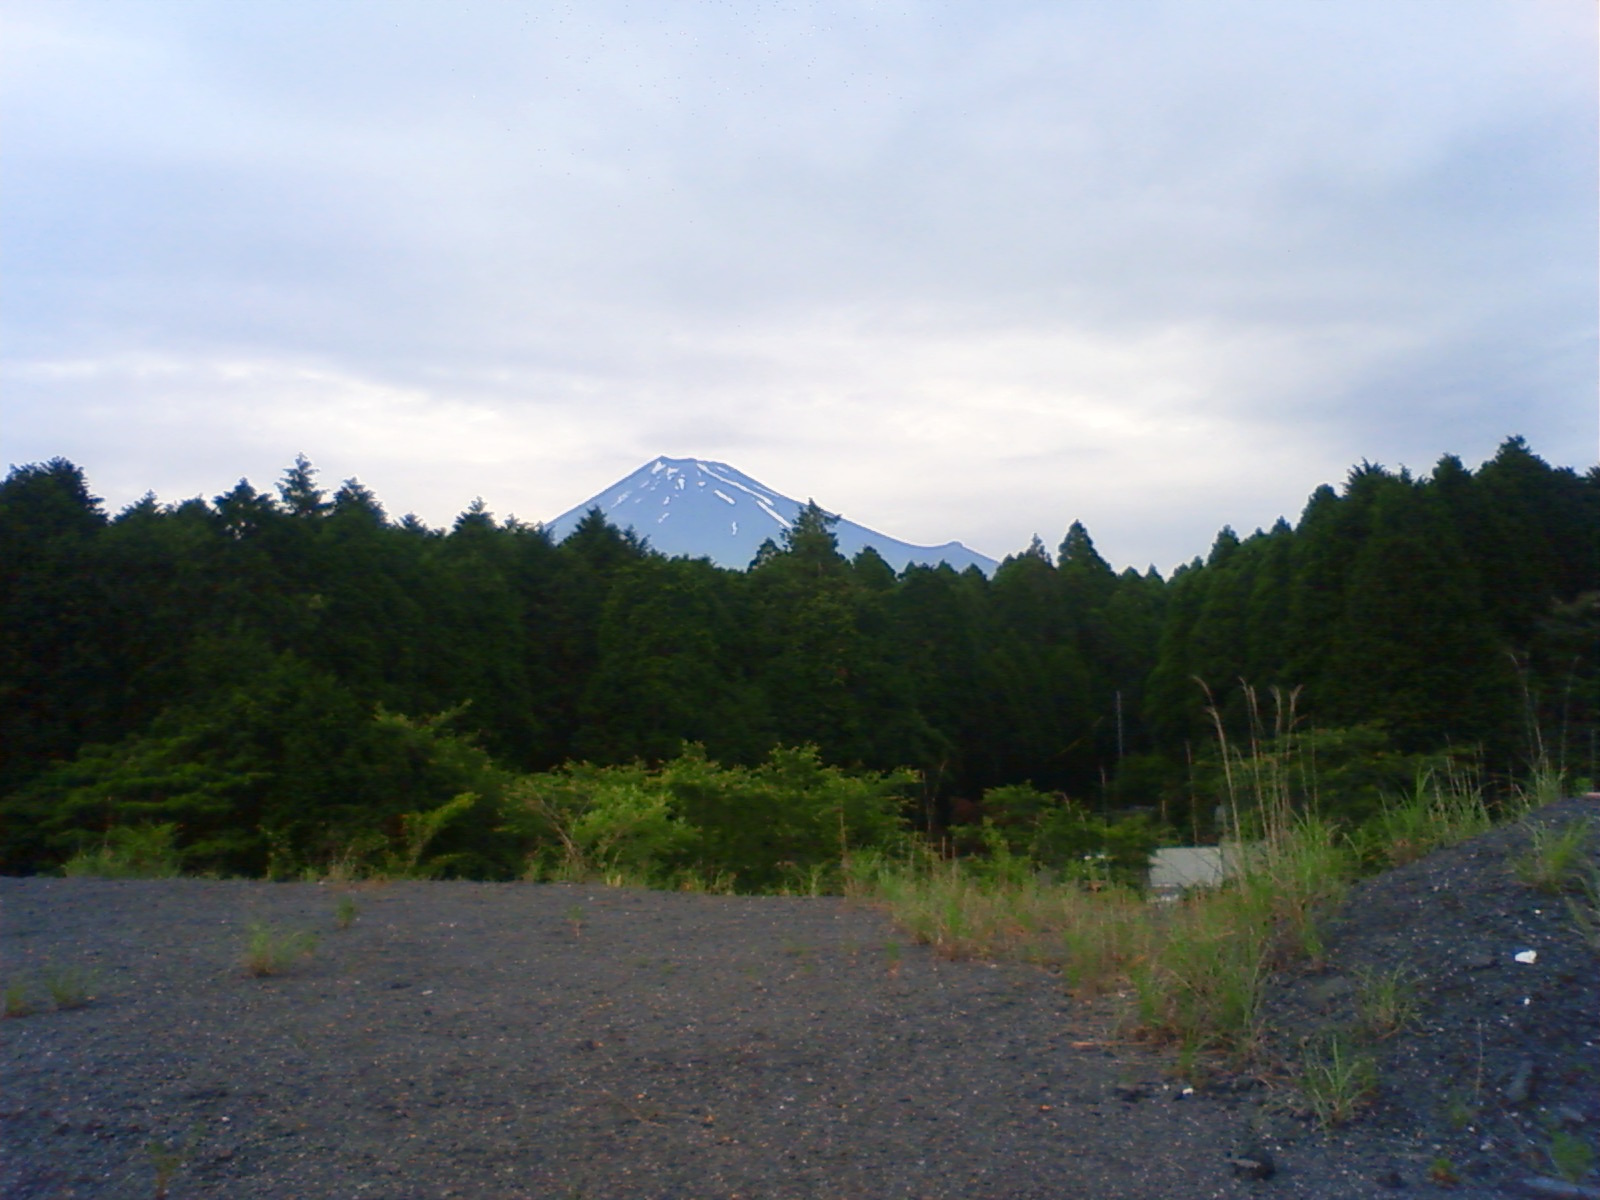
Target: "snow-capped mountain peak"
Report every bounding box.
[546,456,996,574]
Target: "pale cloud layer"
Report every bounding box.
[3,0,1594,571]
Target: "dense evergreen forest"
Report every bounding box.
[1,437,1594,882]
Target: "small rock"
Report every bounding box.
[1374,1167,1405,1189]
[1312,976,1354,1007]
[1505,1058,1536,1105]
[1228,1148,1276,1181]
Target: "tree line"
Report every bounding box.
[0,437,1593,879]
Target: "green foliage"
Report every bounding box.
[511,765,698,885]
[966,782,1170,886]
[62,823,182,878]
[2,441,1594,879]
[662,744,914,891]
[6,684,513,879]
[508,745,915,892]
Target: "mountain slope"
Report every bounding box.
[545,457,997,574]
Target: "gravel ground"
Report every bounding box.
[2,800,1596,1199]
[1260,796,1600,1197]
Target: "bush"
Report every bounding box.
[507,745,915,892]
[62,823,183,879]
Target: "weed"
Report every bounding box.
[1547,1130,1596,1184]
[41,965,96,1010]
[1514,819,1594,895]
[1442,1090,1479,1131]
[1428,1156,1460,1186]
[241,924,318,977]
[884,940,902,976]
[1515,761,1569,811]
[333,894,359,930]
[565,904,586,936]
[147,1135,191,1199]
[1569,864,1600,954]
[1354,965,1418,1039]
[1297,1034,1378,1129]
[3,978,35,1018]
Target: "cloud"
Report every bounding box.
[2,0,1593,572]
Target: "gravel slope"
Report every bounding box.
[1260,796,1600,1196]
[2,800,1596,1199]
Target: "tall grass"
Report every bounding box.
[846,846,1150,987]
[857,809,1350,1053]
[862,684,1363,1056]
[1356,765,1493,869]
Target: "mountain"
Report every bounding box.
[545,457,998,575]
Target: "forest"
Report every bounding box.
[0,436,1594,886]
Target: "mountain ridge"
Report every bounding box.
[546,456,998,575]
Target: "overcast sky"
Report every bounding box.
[3,1,1595,572]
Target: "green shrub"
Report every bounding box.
[62,823,182,879]
[509,745,914,892]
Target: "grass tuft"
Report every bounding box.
[3,977,35,1018]
[1514,819,1594,895]
[1298,1034,1378,1129]
[41,965,96,1010]
[1359,766,1492,870]
[1354,965,1418,1039]
[333,894,359,930]
[241,923,318,977]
